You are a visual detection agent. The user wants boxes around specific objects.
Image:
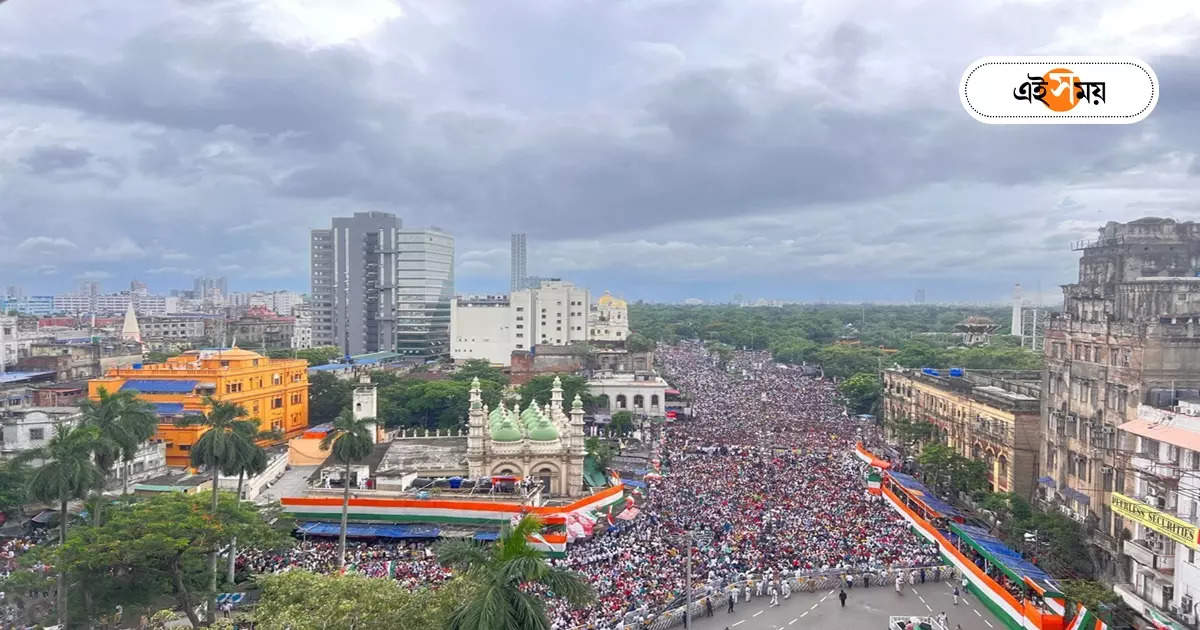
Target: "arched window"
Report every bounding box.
[616,394,627,409]
[650,394,659,408]
[538,467,553,495]
[633,394,645,409]
[597,394,610,409]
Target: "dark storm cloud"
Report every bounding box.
[21,145,92,173]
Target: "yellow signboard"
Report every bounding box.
[1111,493,1200,551]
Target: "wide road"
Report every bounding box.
[685,580,999,630]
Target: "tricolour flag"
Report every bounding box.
[866,471,882,495]
[1065,606,1109,630]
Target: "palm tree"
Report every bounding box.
[223,422,281,584]
[23,424,104,628]
[437,515,594,630]
[175,397,258,625]
[319,409,375,571]
[79,387,159,525]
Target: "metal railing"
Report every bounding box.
[569,565,953,630]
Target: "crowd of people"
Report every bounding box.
[229,342,939,629]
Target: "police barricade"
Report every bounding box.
[571,565,953,630]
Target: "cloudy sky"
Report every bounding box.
[2,0,1199,304]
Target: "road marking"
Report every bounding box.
[985,620,994,628]
[912,588,920,596]
[789,619,798,625]
[829,589,837,596]
[810,603,819,610]
[919,596,927,604]
[800,611,809,618]
[924,604,932,612]
[974,609,982,617]
[732,622,745,627]
[753,611,763,617]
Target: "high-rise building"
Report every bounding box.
[394,228,454,359]
[1040,217,1200,582]
[511,233,528,293]
[310,212,454,358]
[193,276,228,301]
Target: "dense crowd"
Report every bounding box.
[232,343,938,629]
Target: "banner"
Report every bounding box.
[1110,493,1200,551]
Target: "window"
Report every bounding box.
[273,373,282,385]
[29,427,44,441]
[179,444,191,452]
[291,393,302,405]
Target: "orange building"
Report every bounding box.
[88,348,309,467]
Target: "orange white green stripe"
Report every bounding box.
[1065,606,1108,630]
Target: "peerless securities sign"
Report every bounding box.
[1110,492,1200,551]
[961,56,1158,124]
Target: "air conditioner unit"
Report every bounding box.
[1155,496,1167,509]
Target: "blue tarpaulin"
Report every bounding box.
[1037,476,1056,488]
[886,471,961,518]
[297,522,440,539]
[953,523,1057,585]
[473,531,500,541]
[153,402,183,415]
[120,379,198,394]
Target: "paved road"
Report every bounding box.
[685,580,999,630]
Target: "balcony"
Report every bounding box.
[1123,539,1175,575]
[1130,455,1183,481]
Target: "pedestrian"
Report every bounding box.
[909,569,917,585]
[937,611,947,628]
[728,585,737,614]
[863,572,870,588]
[838,588,847,607]
[769,583,779,607]
[895,573,904,594]
[920,567,926,584]
[705,597,713,617]
[845,573,853,589]
[742,583,750,603]
[952,584,960,605]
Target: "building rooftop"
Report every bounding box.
[0,371,56,385]
[377,437,470,476]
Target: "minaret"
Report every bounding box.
[551,375,564,410]
[120,300,141,343]
[467,377,484,477]
[352,373,378,444]
[567,393,587,496]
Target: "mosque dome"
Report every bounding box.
[490,418,523,442]
[597,291,627,308]
[528,417,560,441]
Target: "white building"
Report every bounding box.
[1114,402,1200,628]
[589,292,630,342]
[586,371,668,417]
[291,309,313,350]
[450,281,631,366]
[450,296,512,365]
[0,406,167,484]
[0,316,55,369]
[247,291,304,316]
[53,292,168,316]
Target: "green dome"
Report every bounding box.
[528,417,559,441]
[489,407,503,425]
[521,405,539,426]
[491,418,523,442]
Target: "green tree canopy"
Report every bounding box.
[309,371,353,424]
[839,372,881,415]
[253,570,474,630]
[518,375,593,410]
[609,410,634,436]
[295,346,343,367]
[453,359,509,386]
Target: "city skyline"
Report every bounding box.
[4,2,1200,303]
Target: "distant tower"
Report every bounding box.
[353,373,378,444]
[120,301,141,343]
[1011,283,1023,340]
[511,233,528,293]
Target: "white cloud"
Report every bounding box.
[91,238,147,261]
[16,236,77,252]
[75,270,113,280]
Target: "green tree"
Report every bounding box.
[309,371,353,424]
[1060,580,1120,613]
[454,359,509,386]
[320,409,376,571]
[436,515,594,630]
[80,387,159,500]
[52,491,287,628]
[518,375,593,410]
[295,346,343,367]
[584,437,616,471]
[625,332,655,353]
[145,350,177,364]
[253,570,474,630]
[222,422,282,585]
[839,372,881,415]
[22,424,104,628]
[609,410,634,437]
[0,459,29,518]
[174,397,259,625]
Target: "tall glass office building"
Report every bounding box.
[393,228,454,359]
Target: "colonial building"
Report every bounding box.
[587,371,670,418]
[589,292,630,343]
[89,348,309,467]
[882,367,1042,499]
[1111,401,1200,628]
[1041,217,1200,580]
